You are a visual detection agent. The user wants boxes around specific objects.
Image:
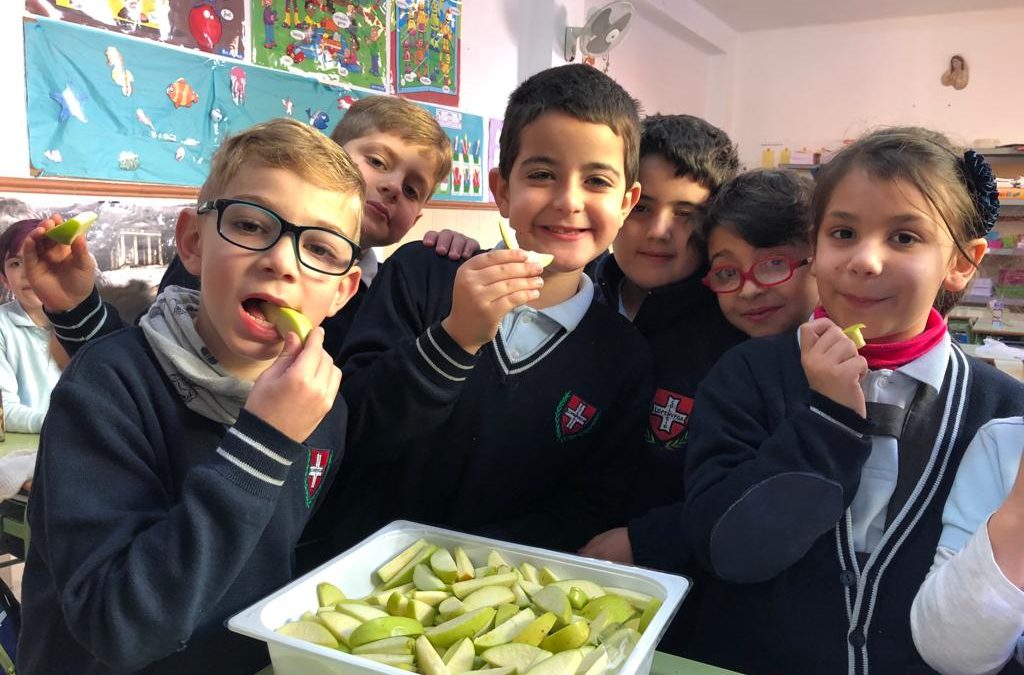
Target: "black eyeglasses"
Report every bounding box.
[702,256,811,294]
[197,199,362,276]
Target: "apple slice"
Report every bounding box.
[335,602,388,623]
[382,544,440,590]
[474,608,537,650]
[495,603,521,627]
[601,587,654,611]
[530,586,572,626]
[843,323,867,349]
[349,616,424,648]
[414,563,449,592]
[524,649,583,675]
[454,546,476,581]
[317,581,346,608]
[425,607,497,649]
[261,302,314,343]
[315,610,362,646]
[276,619,339,648]
[431,548,460,584]
[513,612,558,647]
[576,645,609,675]
[540,622,589,653]
[412,590,450,607]
[497,219,554,267]
[451,572,518,599]
[378,539,431,583]
[481,643,553,674]
[416,635,452,675]
[352,636,416,655]
[637,598,661,633]
[45,211,98,245]
[462,585,517,612]
[547,581,605,601]
[359,653,416,667]
[580,595,634,625]
[442,637,476,672]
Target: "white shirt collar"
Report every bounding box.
[358,248,379,287]
[895,330,950,394]
[539,274,594,333]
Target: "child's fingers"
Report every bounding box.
[464,248,529,270]
[474,261,545,286]
[493,288,542,313]
[421,230,439,247]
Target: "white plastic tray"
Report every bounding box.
[229,521,690,675]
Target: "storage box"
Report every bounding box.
[229,521,690,675]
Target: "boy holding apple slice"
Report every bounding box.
[309,64,654,559]
[18,118,364,675]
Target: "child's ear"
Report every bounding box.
[943,237,987,292]
[326,267,362,317]
[489,168,510,218]
[620,181,642,220]
[175,208,203,277]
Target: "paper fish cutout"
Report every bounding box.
[105,46,134,96]
[135,108,157,137]
[306,108,329,131]
[166,77,199,109]
[282,97,293,116]
[175,147,185,161]
[118,151,140,171]
[337,95,355,111]
[44,149,63,163]
[229,66,246,106]
[50,85,89,123]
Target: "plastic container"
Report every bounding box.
[229,521,691,675]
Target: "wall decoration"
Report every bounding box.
[25,17,376,186]
[941,54,969,91]
[486,117,501,202]
[394,0,460,105]
[251,0,389,92]
[421,103,484,202]
[26,0,247,59]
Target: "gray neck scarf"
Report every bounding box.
[140,286,253,425]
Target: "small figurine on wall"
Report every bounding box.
[941,54,969,90]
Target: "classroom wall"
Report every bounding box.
[731,7,1024,168]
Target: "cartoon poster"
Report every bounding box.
[26,0,247,59]
[252,0,389,92]
[394,0,460,105]
[24,18,374,186]
[421,104,484,202]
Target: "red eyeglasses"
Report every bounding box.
[702,256,812,294]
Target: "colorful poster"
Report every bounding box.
[394,0,460,105]
[25,18,374,186]
[421,104,484,202]
[487,117,501,202]
[26,0,247,59]
[251,0,389,92]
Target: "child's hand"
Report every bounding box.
[800,317,868,418]
[578,527,634,564]
[422,229,481,260]
[244,328,341,443]
[21,215,97,312]
[441,249,544,354]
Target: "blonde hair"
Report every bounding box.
[200,117,365,240]
[331,96,452,188]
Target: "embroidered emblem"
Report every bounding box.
[305,447,332,507]
[555,391,599,442]
[646,389,692,449]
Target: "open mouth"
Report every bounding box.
[242,298,274,326]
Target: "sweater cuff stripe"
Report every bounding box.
[810,406,865,439]
[53,306,109,342]
[416,337,466,382]
[228,426,292,466]
[47,288,104,330]
[216,448,285,487]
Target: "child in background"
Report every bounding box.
[580,114,745,567]
[18,118,363,675]
[0,219,61,432]
[682,127,1024,674]
[319,64,652,555]
[30,96,456,360]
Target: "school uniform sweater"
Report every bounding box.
[303,243,653,561]
[681,332,1024,675]
[18,327,345,675]
[589,252,746,570]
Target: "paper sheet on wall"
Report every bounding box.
[394,0,460,105]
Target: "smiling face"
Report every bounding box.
[342,131,439,248]
[812,167,978,342]
[708,226,817,338]
[180,165,361,380]
[613,154,708,292]
[490,111,641,275]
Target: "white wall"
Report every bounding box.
[732,7,1024,168]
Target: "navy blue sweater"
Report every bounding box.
[301,243,653,564]
[18,327,345,675]
[681,333,1024,675]
[589,253,746,570]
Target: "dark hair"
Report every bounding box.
[699,169,813,250]
[811,126,985,315]
[498,64,641,186]
[0,219,41,271]
[640,114,739,195]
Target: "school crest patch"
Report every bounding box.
[646,389,692,449]
[555,391,599,442]
[305,448,332,507]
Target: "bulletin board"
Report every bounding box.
[421,104,484,202]
[26,0,247,58]
[393,0,461,105]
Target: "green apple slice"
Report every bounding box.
[438,596,466,619]
[637,598,661,633]
[454,546,476,581]
[368,582,416,606]
[518,562,540,584]
[383,544,440,590]
[525,648,583,675]
[261,302,314,343]
[352,636,416,655]
[843,323,867,349]
[276,619,339,648]
[405,597,437,625]
[359,653,416,666]
[431,548,460,584]
[513,612,558,647]
[349,616,424,648]
[481,643,553,674]
[530,586,573,625]
[317,581,346,607]
[474,608,537,650]
[580,595,634,624]
[425,607,497,649]
[540,622,589,653]
[412,590,450,607]
[497,219,554,267]
[567,588,587,611]
[335,602,389,623]
[442,636,476,672]
[474,668,516,675]
[584,611,612,646]
[576,645,609,675]
[488,550,512,569]
[416,635,451,675]
[601,587,654,611]
[387,591,410,617]
[463,585,517,612]
[495,603,521,627]
[315,610,362,646]
[519,579,544,597]
[414,563,449,592]
[548,581,605,601]
[451,572,518,599]
[512,583,532,608]
[45,211,98,245]
[377,539,431,583]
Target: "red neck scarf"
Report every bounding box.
[812,306,947,370]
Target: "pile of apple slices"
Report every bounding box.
[275,539,661,675]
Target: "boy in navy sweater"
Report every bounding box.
[18,118,364,675]
[579,115,746,568]
[26,95,454,360]
[312,64,652,556]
